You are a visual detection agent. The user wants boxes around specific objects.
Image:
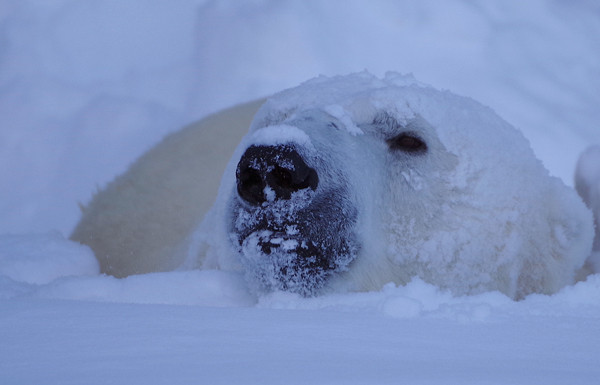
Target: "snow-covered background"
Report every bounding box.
[1,1,599,384]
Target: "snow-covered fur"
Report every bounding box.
[72,72,595,300]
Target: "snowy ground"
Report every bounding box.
[1,1,600,384]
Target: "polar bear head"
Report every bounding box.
[200,72,593,299]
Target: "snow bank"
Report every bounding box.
[1,232,599,322]
[0,232,97,285]
[1,231,599,384]
[0,233,253,306]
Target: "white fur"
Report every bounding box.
[72,73,595,299]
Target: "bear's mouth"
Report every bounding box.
[251,230,341,271]
[252,230,309,257]
[230,203,359,296]
[238,228,341,295]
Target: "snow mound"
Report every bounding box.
[0,232,98,286]
[1,234,599,324]
[0,233,254,306]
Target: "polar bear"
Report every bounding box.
[71,72,595,300]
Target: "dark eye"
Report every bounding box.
[387,132,427,154]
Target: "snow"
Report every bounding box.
[1,1,600,384]
[247,124,314,149]
[2,262,600,384]
[0,232,98,286]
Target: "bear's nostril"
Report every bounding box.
[236,145,319,205]
[237,167,265,205]
[268,164,319,199]
[271,166,293,189]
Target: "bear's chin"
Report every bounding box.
[230,201,359,296]
[237,229,357,296]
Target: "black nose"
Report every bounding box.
[236,145,319,205]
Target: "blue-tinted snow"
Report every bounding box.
[1,1,599,384]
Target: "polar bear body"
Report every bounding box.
[72,73,594,299]
[71,99,264,276]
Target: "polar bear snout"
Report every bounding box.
[229,138,359,296]
[236,144,319,205]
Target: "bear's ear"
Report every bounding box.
[528,177,595,293]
